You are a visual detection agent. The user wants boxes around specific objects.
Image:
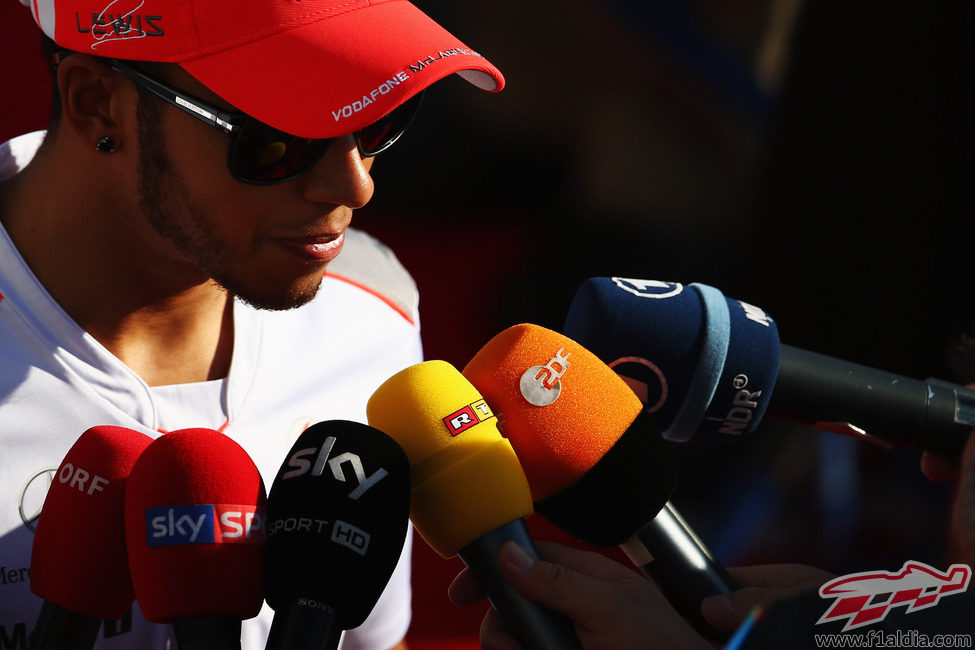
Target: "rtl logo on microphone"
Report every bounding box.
[443,399,494,436]
[146,504,265,547]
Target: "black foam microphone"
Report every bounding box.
[564,277,975,457]
[264,420,411,650]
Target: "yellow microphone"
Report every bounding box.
[368,360,579,650]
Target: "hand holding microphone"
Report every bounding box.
[124,428,266,650]
[463,324,737,639]
[450,540,713,650]
[264,420,411,650]
[367,360,581,650]
[30,425,153,650]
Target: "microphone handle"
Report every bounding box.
[265,600,341,650]
[622,501,737,642]
[459,520,581,650]
[771,345,975,456]
[29,602,102,650]
[172,616,242,650]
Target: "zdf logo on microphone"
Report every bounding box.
[520,348,571,407]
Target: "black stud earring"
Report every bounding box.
[95,136,116,153]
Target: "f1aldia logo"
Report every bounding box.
[817,560,971,631]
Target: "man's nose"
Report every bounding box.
[299,135,375,208]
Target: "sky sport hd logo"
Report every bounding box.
[816,560,971,632]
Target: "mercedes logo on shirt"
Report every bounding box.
[19,469,56,533]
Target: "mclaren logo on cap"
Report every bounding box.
[520,349,571,407]
[611,277,684,299]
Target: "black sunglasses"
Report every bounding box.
[108,60,422,185]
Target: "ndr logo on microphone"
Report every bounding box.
[146,504,264,547]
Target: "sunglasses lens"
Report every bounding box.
[356,92,423,157]
[231,122,329,183]
[229,91,423,183]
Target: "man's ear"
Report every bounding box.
[55,54,133,151]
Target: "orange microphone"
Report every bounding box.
[463,323,737,639]
[368,360,580,650]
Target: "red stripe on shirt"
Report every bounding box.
[324,272,416,326]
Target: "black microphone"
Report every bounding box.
[563,277,975,457]
[264,420,411,650]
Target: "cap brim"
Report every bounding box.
[179,0,503,138]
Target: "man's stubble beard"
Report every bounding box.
[134,91,322,312]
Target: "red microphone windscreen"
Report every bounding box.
[31,426,153,619]
[124,428,266,623]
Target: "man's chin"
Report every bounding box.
[218,275,324,312]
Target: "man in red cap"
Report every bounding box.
[0,0,503,648]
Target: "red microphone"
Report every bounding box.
[30,425,153,650]
[124,428,266,650]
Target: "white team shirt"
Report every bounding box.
[0,132,419,650]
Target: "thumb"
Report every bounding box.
[700,587,785,631]
[495,542,620,622]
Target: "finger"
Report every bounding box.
[725,564,835,589]
[496,541,646,623]
[951,431,975,565]
[479,607,523,650]
[533,540,642,582]
[921,451,959,482]
[700,586,800,631]
[700,565,834,631]
[447,566,486,606]
[960,429,975,471]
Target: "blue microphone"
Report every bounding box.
[564,277,975,457]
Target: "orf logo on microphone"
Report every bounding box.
[146,504,265,547]
[520,348,571,407]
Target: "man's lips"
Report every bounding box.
[278,231,346,263]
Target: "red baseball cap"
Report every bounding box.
[27,0,504,138]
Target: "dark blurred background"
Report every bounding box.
[2,1,973,646]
